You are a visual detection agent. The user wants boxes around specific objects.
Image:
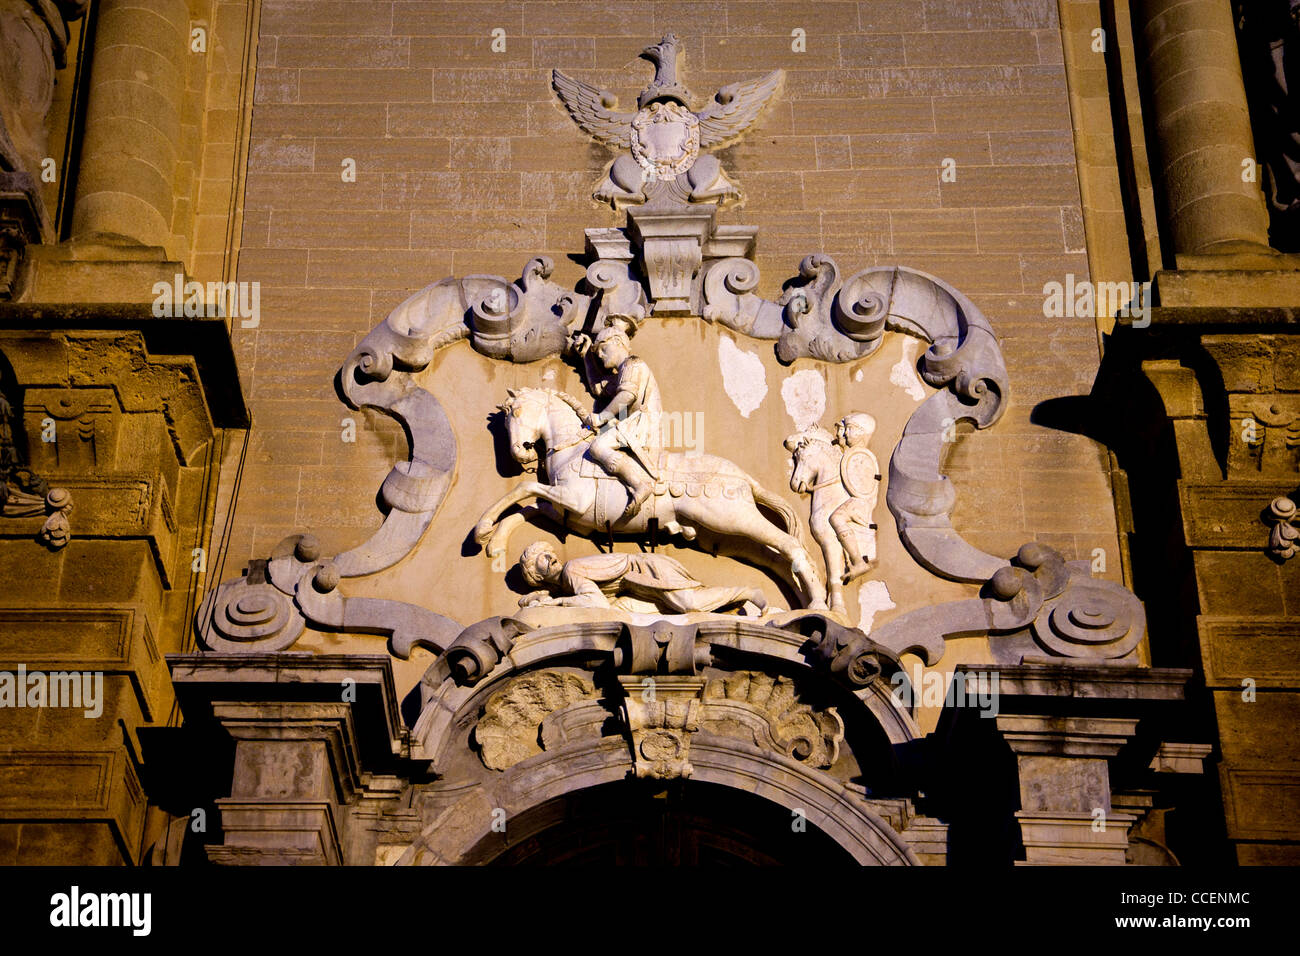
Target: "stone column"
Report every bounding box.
[1136,0,1272,258]
[70,0,187,249]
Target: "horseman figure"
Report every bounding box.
[572,325,663,521]
[475,379,829,610]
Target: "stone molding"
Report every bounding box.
[869,542,1146,666]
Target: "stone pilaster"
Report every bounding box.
[166,654,411,866]
[0,308,246,864]
[997,714,1139,865]
[1105,309,1300,863]
[208,701,358,866]
[939,662,1200,865]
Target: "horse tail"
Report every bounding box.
[750,479,802,541]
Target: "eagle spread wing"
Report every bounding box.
[695,69,784,149]
[551,69,636,151]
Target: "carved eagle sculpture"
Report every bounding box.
[552,34,783,209]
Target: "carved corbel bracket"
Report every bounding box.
[776,255,888,363]
[466,257,591,363]
[777,612,904,689]
[584,258,649,335]
[626,203,716,315]
[700,256,784,337]
[612,620,709,674]
[441,616,534,682]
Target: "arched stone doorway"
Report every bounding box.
[480,779,858,865]
[397,731,920,866]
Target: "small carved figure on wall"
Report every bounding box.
[1267,495,1298,561]
[517,540,767,616]
[786,412,881,614]
[832,413,881,577]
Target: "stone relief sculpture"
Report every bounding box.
[0,0,88,295]
[473,384,827,610]
[552,33,782,209]
[195,32,1146,686]
[786,413,880,614]
[570,324,663,521]
[516,540,768,615]
[867,543,1147,668]
[474,670,596,771]
[703,671,844,770]
[169,31,1220,871]
[0,0,86,184]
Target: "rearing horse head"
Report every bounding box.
[498,387,587,466]
[784,426,837,494]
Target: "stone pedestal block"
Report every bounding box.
[997,715,1141,865]
[168,654,409,866]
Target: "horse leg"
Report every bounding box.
[689,503,828,611]
[811,512,846,615]
[474,481,588,556]
[474,481,546,544]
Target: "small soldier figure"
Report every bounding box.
[830,412,880,580]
